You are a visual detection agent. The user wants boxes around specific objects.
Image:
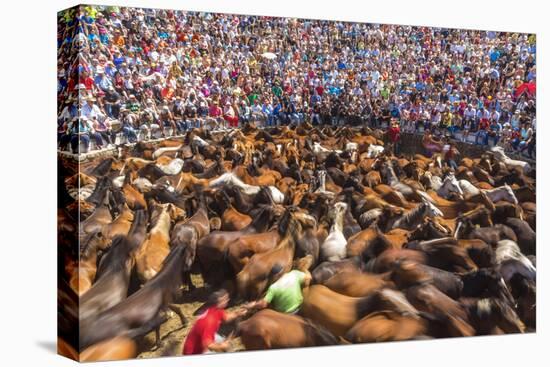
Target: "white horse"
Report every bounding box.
[346,142,359,163]
[209,172,285,204]
[345,142,358,152]
[383,163,436,204]
[152,144,183,159]
[391,199,443,230]
[496,239,536,282]
[491,146,531,174]
[458,182,518,204]
[157,158,184,175]
[313,142,342,157]
[458,179,480,197]
[422,171,443,191]
[484,184,518,205]
[132,177,153,193]
[192,135,210,147]
[367,144,384,158]
[436,175,464,199]
[320,202,348,262]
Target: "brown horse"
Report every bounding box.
[80,244,189,349]
[323,270,393,297]
[79,337,137,362]
[238,309,339,350]
[301,285,418,336]
[135,203,185,283]
[405,283,472,334]
[345,311,427,343]
[233,164,282,187]
[218,189,252,231]
[102,203,134,241]
[236,209,316,300]
[197,205,278,287]
[81,184,112,235]
[79,210,149,321]
[404,238,478,273]
[67,230,108,296]
[170,191,211,290]
[227,227,282,274]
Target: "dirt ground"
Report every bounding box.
[136,274,244,359]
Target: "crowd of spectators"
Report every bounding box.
[57,5,536,158]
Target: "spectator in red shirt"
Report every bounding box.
[182,289,246,355]
[388,119,401,155]
[79,70,95,91]
[475,118,490,145]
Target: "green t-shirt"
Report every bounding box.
[272,86,283,97]
[264,270,306,313]
[248,93,260,105]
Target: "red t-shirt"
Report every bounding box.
[479,119,490,130]
[388,126,401,142]
[182,307,226,355]
[209,105,222,118]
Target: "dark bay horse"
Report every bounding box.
[79,244,188,350]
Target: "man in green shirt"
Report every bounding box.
[245,264,312,314]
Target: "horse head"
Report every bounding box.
[422,199,444,218]
[293,209,318,230]
[165,203,187,223]
[441,175,464,197]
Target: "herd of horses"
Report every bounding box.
[58,121,536,361]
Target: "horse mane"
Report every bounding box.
[276,208,293,236]
[400,202,429,228]
[95,235,129,277]
[127,209,148,251]
[86,176,111,206]
[195,159,223,179]
[146,244,186,290]
[283,214,303,243]
[148,203,169,231]
[89,157,114,177]
[254,186,275,206]
[80,229,102,260]
[249,205,275,232]
[151,186,188,209]
[139,163,167,181]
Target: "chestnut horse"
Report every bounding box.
[345,311,427,343]
[196,205,278,287]
[238,309,339,350]
[301,285,418,336]
[135,203,185,283]
[236,208,316,300]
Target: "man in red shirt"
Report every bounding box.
[182,290,246,355]
[388,119,401,155]
[475,118,490,145]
